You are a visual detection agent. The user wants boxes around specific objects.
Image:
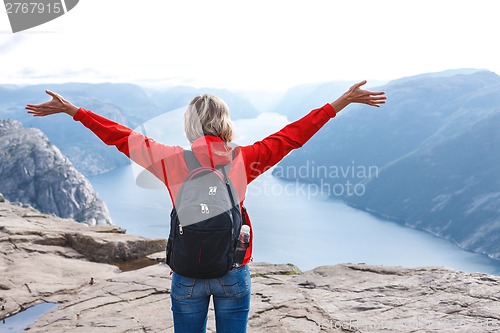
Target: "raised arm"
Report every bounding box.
[25,90,183,183]
[241,80,386,183]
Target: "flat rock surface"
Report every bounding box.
[0,200,165,323]
[1,201,500,332]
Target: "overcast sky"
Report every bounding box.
[1,0,499,91]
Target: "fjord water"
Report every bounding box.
[89,165,500,275]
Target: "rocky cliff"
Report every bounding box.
[1,200,499,332]
[0,119,112,225]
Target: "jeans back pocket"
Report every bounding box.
[171,273,196,300]
[218,266,250,298]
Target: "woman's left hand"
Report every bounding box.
[342,80,386,107]
[330,80,386,114]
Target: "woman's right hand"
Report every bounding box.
[26,90,79,117]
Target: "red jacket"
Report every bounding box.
[73,103,336,266]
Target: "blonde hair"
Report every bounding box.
[184,94,234,143]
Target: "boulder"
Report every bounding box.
[0,119,112,225]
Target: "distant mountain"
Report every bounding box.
[273,70,500,260]
[269,80,388,120]
[386,68,488,86]
[0,82,161,126]
[270,81,357,120]
[0,120,112,225]
[1,83,259,176]
[149,86,260,119]
[0,84,144,175]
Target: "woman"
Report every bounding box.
[26,81,385,332]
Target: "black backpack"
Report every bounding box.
[166,150,244,279]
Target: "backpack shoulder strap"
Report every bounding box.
[217,149,239,208]
[183,149,201,171]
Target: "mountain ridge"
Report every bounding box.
[273,70,500,261]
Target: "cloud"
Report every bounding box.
[0,0,499,90]
[0,35,24,54]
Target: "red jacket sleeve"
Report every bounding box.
[240,103,336,183]
[73,108,184,185]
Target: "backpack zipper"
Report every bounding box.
[208,186,217,195]
[176,207,232,236]
[200,203,210,214]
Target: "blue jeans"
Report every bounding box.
[170,265,251,333]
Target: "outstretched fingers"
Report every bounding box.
[26,109,60,117]
[25,103,60,116]
[367,92,387,107]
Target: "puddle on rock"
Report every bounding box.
[2,302,58,333]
